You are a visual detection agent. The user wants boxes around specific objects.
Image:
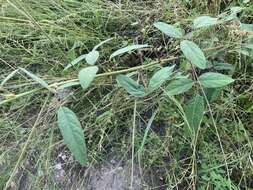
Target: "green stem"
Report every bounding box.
[0,44,228,106]
[0,88,42,106]
[57,56,177,86]
[0,56,177,106]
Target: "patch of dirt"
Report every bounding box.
[87,159,141,190]
[10,145,162,189]
[51,159,142,189]
[50,150,143,190]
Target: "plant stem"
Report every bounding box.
[130,100,137,190]
[192,68,231,186]
[0,56,177,106]
[0,44,228,106]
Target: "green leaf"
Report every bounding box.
[213,62,234,71]
[78,66,98,90]
[116,74,146,97]
[243,44,253,50]
[165,78,194,96]
[236,49,251,56]
[93,38,113,51]
[110,44,150,59]
[240,23,253,32]
[0,69,18,87]
[85,50,99,65]
[180,40,206,69]
[153,22,183,38]
[19,67,55,92]
[193,16,219,29]
[199,72,234,88]
[220,14,237,22]
[64,54,87,70]
[204,88,221,102]
[230,6,244,14]
[57,106,87,165]
[184,95,204,133]
[57,81,80,90]
[148,65,175,93]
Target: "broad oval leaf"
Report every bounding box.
[19,67,55,93]
[57,106,87,165]
[180,40,206,69]
[193,16,219,29]
[147,65,175,93]
[64,54,87,71]
[110,44,149,59]
[199,72,234,88]
[78,66,98,90]
[153,22,183,38]
[85,50,99,65]
[116,74,146,97]
[184,95,204,135]
[165,78,194,96]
